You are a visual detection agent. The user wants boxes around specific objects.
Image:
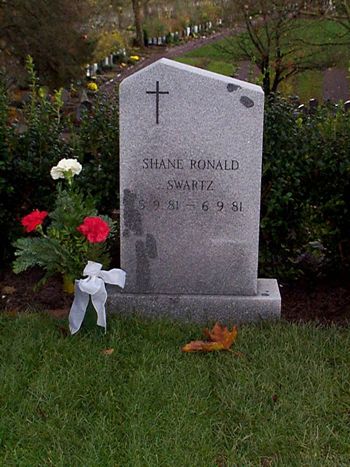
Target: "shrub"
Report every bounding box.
[260,95,350,279]
[0,59,119,266]
[0,58,69,263]
[73,92,119,214]
[0,80,16,263]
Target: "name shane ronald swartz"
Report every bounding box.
[142,158,240,171]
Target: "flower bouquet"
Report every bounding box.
[13,158,125,333]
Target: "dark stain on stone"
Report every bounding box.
[123,189,143,236]
[240,96,254,108]
[135,240,151,292]
[227,83,241,92]
[145,234,158,259]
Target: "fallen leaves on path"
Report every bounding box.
[182,323,238,352]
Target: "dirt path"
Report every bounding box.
[323,67,349,102]
[101,27,240,93]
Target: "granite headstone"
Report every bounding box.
[109,58,281,323]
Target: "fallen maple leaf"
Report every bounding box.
[203,322,238,349]
[182,323,238,352]
[182,340,226,352]
[101,348,114,355]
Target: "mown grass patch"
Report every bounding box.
[280,69,325,101]
[176,56,234,76]
[0,313,349,465]
[177,18,350,100]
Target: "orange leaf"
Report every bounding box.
[101,348,114,355]
[204,323,238,349]
[182,323,238,353]
[182,340,226,352]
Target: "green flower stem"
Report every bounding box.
[36,224,48,238]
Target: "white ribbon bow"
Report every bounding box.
[69,261,126,335]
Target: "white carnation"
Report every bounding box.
[50,158,82,180]
[50,166,65,180]
[57,158,82,175]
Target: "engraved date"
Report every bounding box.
[137,199,243,212]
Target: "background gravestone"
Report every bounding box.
[110,58,281,323]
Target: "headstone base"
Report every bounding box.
[108,279,281,324]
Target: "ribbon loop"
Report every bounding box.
[83,261,103,276]
[100,268,126,287]
[69,261,126,335]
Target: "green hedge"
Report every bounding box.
[260,95,350,279]
[0,78,349,280]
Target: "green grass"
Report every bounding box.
[280,69,325,102]
[176,18,350,100]
[1,314,350,466]
[176,56,234,77]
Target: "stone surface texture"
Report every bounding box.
[108,279,281,324]
[119,58,265,296]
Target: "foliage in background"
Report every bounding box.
[0,59,119,265]
[261,95,350,279]
[0,0,224,87]
[1,61,349,280]
[0,0,97,88]
[92,31,125,63]
[74,92,120,214]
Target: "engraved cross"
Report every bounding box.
[146,81,169,124]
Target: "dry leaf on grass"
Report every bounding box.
[203,322,238,348]
[182,323,238,352]
[101,348,114,355]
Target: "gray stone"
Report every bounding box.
[309,98,318,114]
[110,58,281,323]
[309,98,318,108]
[297,103,307,114]
[76,91,92,120]
[108,279,280,324]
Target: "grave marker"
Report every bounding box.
[110,58,281,323]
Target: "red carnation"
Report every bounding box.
[77,217,110,243]
[21,210,48,233]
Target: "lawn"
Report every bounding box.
[1,313,350,466]
[176,19,350,101]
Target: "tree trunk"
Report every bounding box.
[261,57,271,95]
[263,71,271,95]
[131,0,144,47]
